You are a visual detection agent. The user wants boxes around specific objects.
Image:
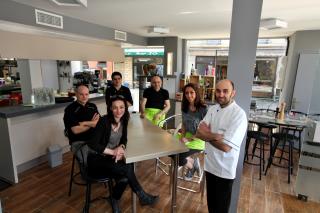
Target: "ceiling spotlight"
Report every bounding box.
[148,26,170,34]
[260,18,288,30]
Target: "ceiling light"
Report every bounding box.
[50,0,87,7]
[148,26,170,34]
[179,11,196,15]
[260,18,288,30]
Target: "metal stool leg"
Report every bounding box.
[68,155,76,196]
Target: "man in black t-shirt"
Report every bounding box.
[63,85,100,150]
[105,72,133,108]
[140,75,170,126]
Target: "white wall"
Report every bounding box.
[281,30,320,109]
[41,60,59,90]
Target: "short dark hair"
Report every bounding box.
[227,79,235,90]
[111,72,122,79]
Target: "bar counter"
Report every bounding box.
[0,94,106,183]
[0,93,105,118]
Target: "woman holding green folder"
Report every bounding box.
[179,83,207,180]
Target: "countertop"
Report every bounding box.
[0,93,105,118]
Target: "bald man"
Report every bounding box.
[63,85,100,151]
[140,75,170,126]
[196,79,247,213]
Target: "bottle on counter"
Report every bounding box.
[278,102,286,120]
[191,64,195,76]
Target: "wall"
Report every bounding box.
[0,30,125,62]
[0,0,147,46]
[281,30,320,108]
[309,63,320,114]
[41,60,59,90]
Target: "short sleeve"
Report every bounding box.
[222,110,247,151]
[143,88,149,99]
[163,89,169,100]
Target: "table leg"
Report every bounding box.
[171,154,178,213]
[132,162,137,213]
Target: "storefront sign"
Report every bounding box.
[124,48,164,56]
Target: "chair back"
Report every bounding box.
[158,114,182,131]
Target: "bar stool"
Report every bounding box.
[265,127,299,183]
[244,130,269,180]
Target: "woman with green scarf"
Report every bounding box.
[179,83,207,180]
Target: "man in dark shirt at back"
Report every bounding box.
[105,72,133,108]
[140,75,170,126]
[63,85,100,151]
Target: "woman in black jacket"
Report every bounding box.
[87,95,158,212]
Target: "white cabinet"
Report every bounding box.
[292,53,320,114]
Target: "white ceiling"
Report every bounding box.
[11,0,320,39]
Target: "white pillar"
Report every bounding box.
[228,0,263,212]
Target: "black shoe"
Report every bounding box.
[110,197,121,213]
[137,190,159,206]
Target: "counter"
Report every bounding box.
[0,94,106,183]
[0,93,104,118]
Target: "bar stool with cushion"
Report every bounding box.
[74,142,114,213]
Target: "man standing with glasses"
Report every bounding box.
[105,72,133,108]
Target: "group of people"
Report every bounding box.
[63,71,247,213]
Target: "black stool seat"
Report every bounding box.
[272,132,298,141]
[247,131,269,141]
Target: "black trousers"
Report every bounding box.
[205,171,234,213]
[87,154,143,200]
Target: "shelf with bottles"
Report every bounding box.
[178,74,216,102]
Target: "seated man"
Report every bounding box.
[140,75,170,126]
[63,84,100,151]
[105,71,133,108]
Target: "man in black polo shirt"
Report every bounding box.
[105,72,133,108]
[140,75,170,126]
[63,85,100,151]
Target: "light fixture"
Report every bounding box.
[260,18,288,30]
[167,52,173,75]
[50,0,87,7]
[148,26,170,34]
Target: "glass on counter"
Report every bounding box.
[32,87,55,106]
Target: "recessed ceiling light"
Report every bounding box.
[179,11,197,15]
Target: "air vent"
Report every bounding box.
[35,9,63,29]
[114,30,127,41]
[50,0,87,7]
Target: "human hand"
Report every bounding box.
[180,137,189,143]
[153,113,162,121]
[114,146,125,163]
[91,113,100,127]
[198,121,211,132]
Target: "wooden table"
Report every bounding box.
[125,113,188,213]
